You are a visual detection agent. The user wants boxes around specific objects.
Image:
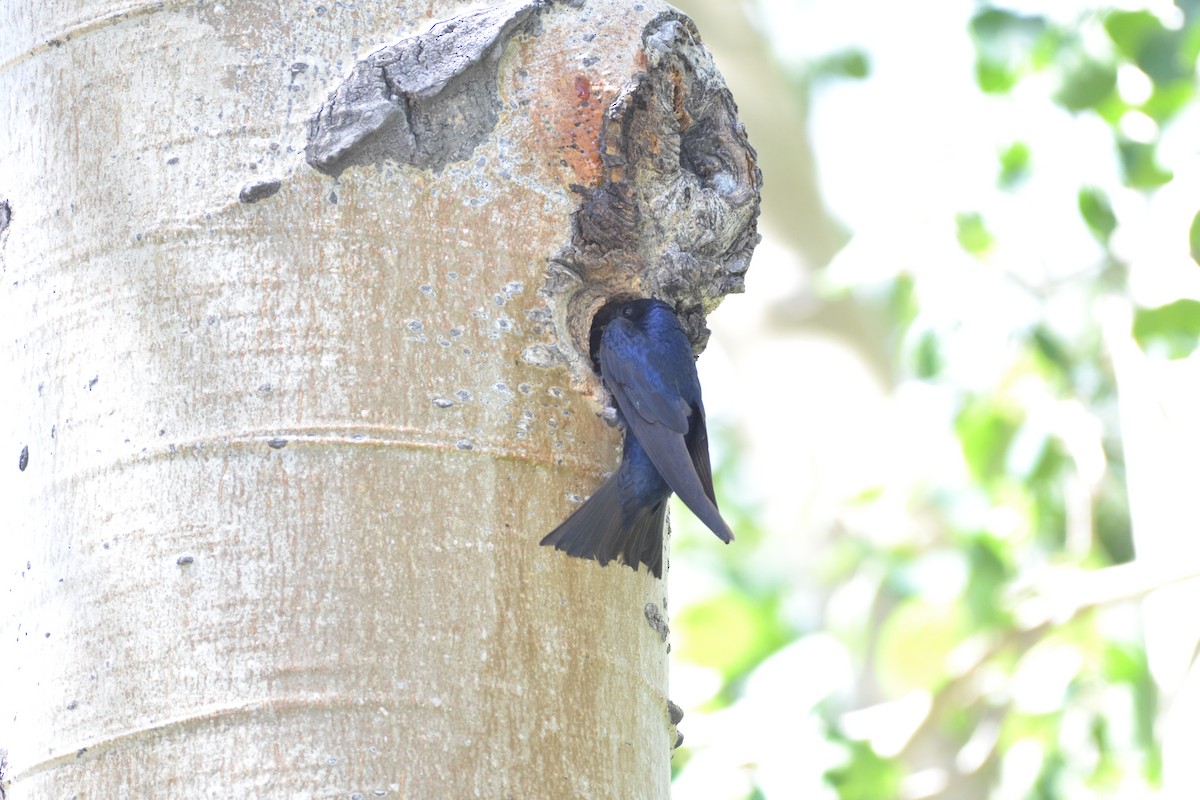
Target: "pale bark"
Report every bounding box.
[0,0,757,797]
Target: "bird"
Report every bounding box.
[540,298,734,577]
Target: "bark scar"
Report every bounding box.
[306,0,549,175]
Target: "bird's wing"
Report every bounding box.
[686,400,719,508]
[599,320,691,434]
[601,322,733,543]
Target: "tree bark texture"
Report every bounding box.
[0,0,759,797]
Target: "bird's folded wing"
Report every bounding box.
[600,322,691,434]
[686,403,719,508]
[601,333,732,544]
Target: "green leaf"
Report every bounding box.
[999,142,1031,188]
[826,740,903,800]
[887,273,919,335]
[969,9,1047,94]
[875,598,963,693]
[1104,10,1165,62]
[1102,643,1159,756]
[674,592,787,681]
[815,48,872,80]
[976,58,1019,94]
[956,212,995,256]
[1132,299,1200,358]
[1029,441,1070,551]
[911,330,943,379]
[1190,210,1200,266]
[1095,478,1134,564]
[1143,81,1196,123]
[1030,26,1067,70]
[1031,325,1074,381]
[964,536,1014,627]
[956,399,1022,484]
[1055,60,1117,111]
[1138,38,1191,86]
[1118,140,1174,189]
[1078,187,1117,242]
[1033,752,1068,799]
[1105,10,1191,85]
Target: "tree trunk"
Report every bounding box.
[1,0,758,797]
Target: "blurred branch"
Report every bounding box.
[841,556,1200,798]
[1014,559,1200,630]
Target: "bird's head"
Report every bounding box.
[588,298,674,370]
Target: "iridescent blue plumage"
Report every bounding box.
[540,298,734,577]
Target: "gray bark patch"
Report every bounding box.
[239,179,282,204]
[643,602,670,642]
[306,0,548,175]
[0,199,10,262]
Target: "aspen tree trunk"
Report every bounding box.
[0,0,759,796]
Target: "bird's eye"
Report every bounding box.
[621,305,633,317]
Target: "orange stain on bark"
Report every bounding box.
[669,64,692,132]
[513,40,608,188]
[550,72,606,188]
[505,31,633,190]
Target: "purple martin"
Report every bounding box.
[540,298,734,577]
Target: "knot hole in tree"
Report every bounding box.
[553,11,762,383]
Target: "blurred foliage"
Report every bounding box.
[997,142,1031,188]
[812,48,873,81]
[954,212,996,257]
[1190,210,1200,264]
[670,1,1200,798]
[1132,298,1200,357]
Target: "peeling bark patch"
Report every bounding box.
[239,179,282,203]
[1,199,13,272]
[521,344,566,367]
[550,12,762,365]
[643,602,669,641]
[306,0,548,175]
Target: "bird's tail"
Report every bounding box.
[540,475,666,578]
